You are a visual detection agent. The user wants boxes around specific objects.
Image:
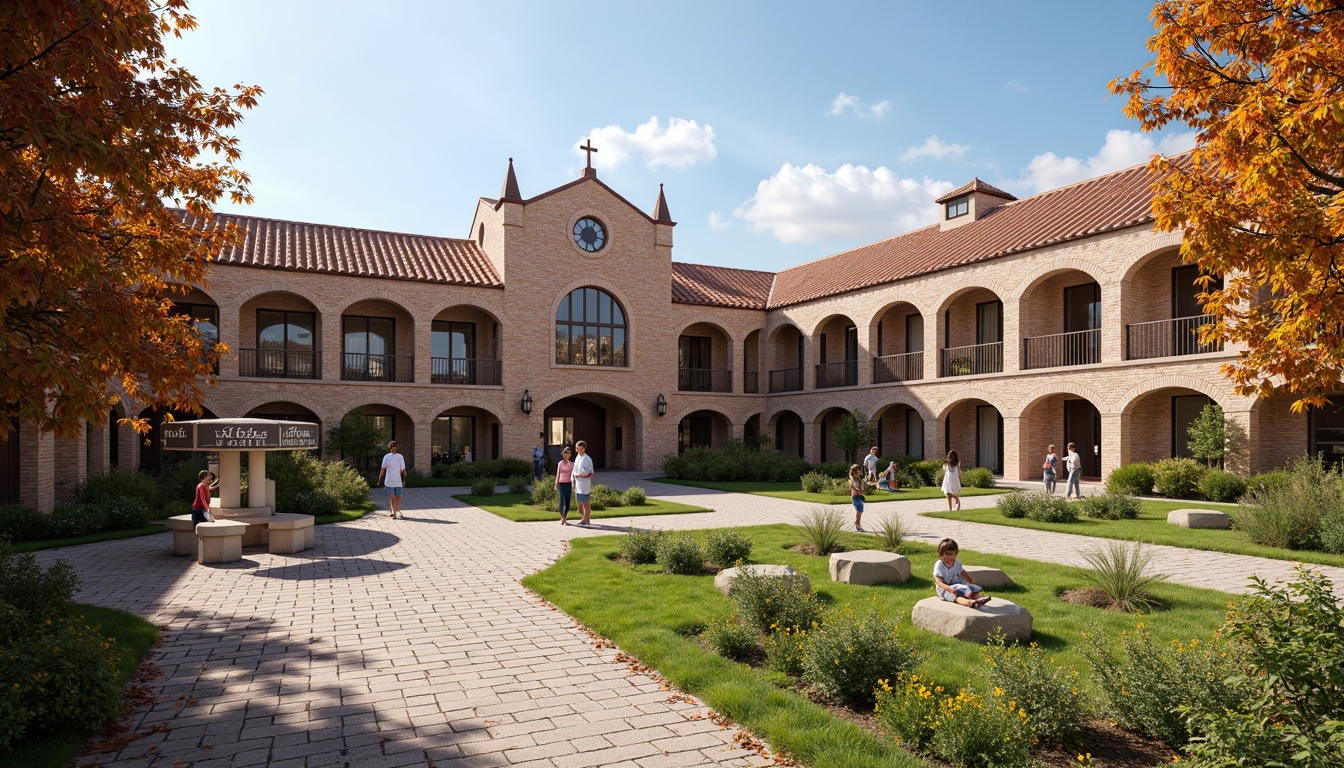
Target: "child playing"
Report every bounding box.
[934,538,991,608]
[941,450,962,511]
[848,464,866,532]
[877,460,898,492]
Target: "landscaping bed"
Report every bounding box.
[652,477,1003,505]
[453,492,711,523]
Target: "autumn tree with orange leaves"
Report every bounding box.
[1114,1,1344,411]
[0,1,260,438]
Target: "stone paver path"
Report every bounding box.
[41,473,1344,767]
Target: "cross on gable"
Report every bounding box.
[579,139,598,169]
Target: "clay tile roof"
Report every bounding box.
[672,262,775,309]
[935,177,1017,203]
[768,159,1170,308]
[182,211,502,287]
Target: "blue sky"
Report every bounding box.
[167,1,1189,273]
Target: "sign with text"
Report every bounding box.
[161,420,319,451]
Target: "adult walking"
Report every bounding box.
[572,440,595,526]
[941,450,962,511]
[377,440,407,519]
[553,446,574,525]
[532,443,545,480]
[864,446,880,484]
[1064,442,1083,500]
[1042,444,1059,495]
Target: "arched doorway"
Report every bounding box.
[941,399,1003,475]
[677,410,731,453]
[432,406,500,467]
[543,395,639,469]
[770,410,804,458]
[1020,393,1102,480]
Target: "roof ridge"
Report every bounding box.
[672,260,776,278]
[199,209,476,244]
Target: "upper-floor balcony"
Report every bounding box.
[1126,315,1222,360]
[769,367,803,393]
[431,357,502,386]
[940,342,1003,377]
[815,360,859,389]
[873,351,923,384]
[342,353,415,382]
[678,368,732,393]
[1022,328,1101,370]
[239,348,321,380]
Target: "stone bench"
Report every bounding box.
[961,566,1015,590]
[166,516,200,556]
[267,514,316,554]
[168,513,316,556]
[911,596,1032,643]
[829,550,910,585]
[196,520,248,564]
[1168,508,1232,529]
[714,564,810,595]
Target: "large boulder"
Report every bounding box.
[961,565,1014,590]
[911,596,1032,643]
[829,550,910,585]
[714,564,811,596]
[1167,508,1232,529]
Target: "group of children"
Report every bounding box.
[844,450,991,609]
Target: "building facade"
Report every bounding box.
[6,157,1337,511]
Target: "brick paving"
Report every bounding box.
[42,473,1344,767]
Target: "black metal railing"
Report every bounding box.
[678,368,732,392]
[768,367,803,393]
[940,342,1003,377]
[239,348,321,379]
[873,351,923,383]
[815,360,859,389]
[342,353,415,382]
[1022,328,1101,370]
[430,357,502,385]
[1125,315,1222,360]
[744,371,759,394]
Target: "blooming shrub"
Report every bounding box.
[875,675,942,749]
[928,687,1035,768]
[703,529,753,568]
[800,606,919,705]
[617,528,664,565]
[728,566,822,634]
[983,631,1085,743]
[1076,493,1141,520]
[655,532,704,575]
[763,625,808,676]
[701,614,758,661]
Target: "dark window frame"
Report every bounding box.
[554,287,629,367]
[945,196,969,220]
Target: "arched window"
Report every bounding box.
[555,287,627,366]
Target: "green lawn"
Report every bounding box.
[0,605,159,768]
[315,500,377,525]
[651,477,1003,504]
[453,492,712,523]
[924,499,1344,568]
[523,524,1235,768]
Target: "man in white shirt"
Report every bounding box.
[377,440,407,519]
[572,440,595,526]
[864,447,880,483]
[1064,441,1082,500]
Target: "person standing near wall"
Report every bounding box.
[532,443,545,480]
[377,440,407,519]
[554,446,574,525]
[1043,444,1059,495]
[941,450,962,511]
[1064,442,1082,500]
[864,447,879,484]
[572,440,595,526]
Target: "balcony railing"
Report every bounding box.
[940,342,1003,377]
[342,353,415,382]
[239,348,321,379]
[873,351,924,383]
[769,367,803,393]
[1023,328,1101,370]
[744,371,759,394]
[430,357,502,386]
[815,360,859,389]
[678,368,732,392]
[1125,314,1222,360]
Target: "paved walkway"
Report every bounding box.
[43,473,1344,767]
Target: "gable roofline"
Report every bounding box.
[479,174,662,224]
[935,177,1017,204]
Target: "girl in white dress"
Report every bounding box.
[941,450,962,511]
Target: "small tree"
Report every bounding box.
[326,412,389,473]
[1186,403,1226,468]
[830,408,877,464]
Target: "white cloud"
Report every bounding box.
[1007,79,1028,93]
[734,163,954,245]
[707,211,731,231]
[899,135,971,163]
[827,92,892,119]
[1020,129,1197,193]
[581,117,717,170]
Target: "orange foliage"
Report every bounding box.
[1,1,261,437]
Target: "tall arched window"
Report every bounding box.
[555,287,627,366]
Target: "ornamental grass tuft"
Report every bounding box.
[794,506,846,555]
[872,513,908,553]
[1077,540,1168,613]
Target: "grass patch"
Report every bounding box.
[315,500,376,525]
[523,524,1233,767]
[9,525,167,553]
[926,499,1344,568]
[454,492,711,523]
[652,478,1003,504]
[0,605,159,768]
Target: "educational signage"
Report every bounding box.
[160,419,320,451]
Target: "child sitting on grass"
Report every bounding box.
[934,538,991,608]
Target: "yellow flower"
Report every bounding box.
[994,687,1004,696]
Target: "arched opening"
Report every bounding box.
[340,298,415,383]
[542,394,640,469]
[0,418,19,504]
[766,324,804,392]
[743,329,763,393]
[678,409,731,453]
[815,406,865,464]
[554,287,628,367]
[770,410,804,458]
[1020,393,1103,480]
[1018,269,1102,369]
[744,413,763,446]
[1121,248,1224,360]
[938,287,1003,377]
[874,402,927,459]
[137,405,220,474]
[941,399,1003,475]
[169,287,221,374]
[333,405,414,473]
[813,314,860,389]
[677,323,732,393]
[871,301,924,383]
[1120,387,1224,467]
[432,406,500,467]
[431,304,502,386]
[239,291,322,379]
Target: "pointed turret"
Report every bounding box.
[500,157,522,201]
[653,183,674,224]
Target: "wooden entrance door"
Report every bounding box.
[1063,399,1102,479]
[545,397,607,468]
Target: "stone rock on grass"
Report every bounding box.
[961,565,1014,589]
[911,596,1032,643]
[828,550,910,585]
[714,564,811,595]
[1167,508,1232,529]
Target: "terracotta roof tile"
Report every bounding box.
[182,211,502,287]
[767,160,1169,308]
[671,262,774,309]
[935,177,1018,203]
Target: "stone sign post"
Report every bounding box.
[162,419,319,518]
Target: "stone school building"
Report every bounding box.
[6,155,1340,511]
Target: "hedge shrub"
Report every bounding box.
[1105,462,1154,496]
[1197,468,1247,503]
[704,529,753,568]
[662,441,810,483]
[961,466,995,488]
[1076,493,1141,520]
[436,458,532,480]
[1151,457,1207,499]
[655,532,704,575]
[74,468,162,512]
